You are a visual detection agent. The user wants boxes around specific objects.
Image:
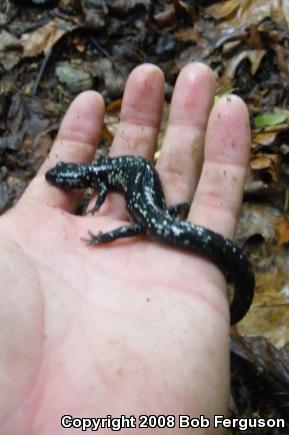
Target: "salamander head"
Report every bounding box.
[45,161,96,188]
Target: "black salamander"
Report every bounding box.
[45,156,254,324]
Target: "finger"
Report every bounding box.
[189,95,251,238]
[156,63,215,206]
[20,91,105,211]
[99,63,164,219]
[110,63,164,159]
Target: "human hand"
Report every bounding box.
[0,62,250,434]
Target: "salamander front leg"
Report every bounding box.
[168,202,190,219]
[86,182,108,215]
[84,224,144,246]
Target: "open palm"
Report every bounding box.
[0,63,250,435]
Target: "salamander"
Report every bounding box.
[45,155,255,324]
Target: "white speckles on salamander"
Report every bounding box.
[45,156,255,324]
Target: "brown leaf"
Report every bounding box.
[206,0,284,28]
[275,215,289,246]
[102,124,114,144]
[282,0,289,26]
[174,28,201,43]
[224,49,266,79]
[0,30,22,70]
[250,153,279,181]
[252,131,278,148]
[250,154,279,170]
[236,204,289,346]
[154,4,176,26]
[206,0,239,20]
[20,17,76,58]
[107,98,122,113]
[236,203,280,244]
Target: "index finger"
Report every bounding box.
[19,91,105,211]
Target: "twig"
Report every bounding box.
[89,36,124,76]
[32,47,52,96]
[284,189,289,213]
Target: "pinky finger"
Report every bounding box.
[189,95,251,238]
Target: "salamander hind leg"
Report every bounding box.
[84,224,144,246]
[168,202,190,219]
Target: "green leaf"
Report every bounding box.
[253,112,288,129]
[214,89,236,102]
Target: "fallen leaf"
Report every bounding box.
[252,131,277,148]
[20,17,76,58]
[206,0,239,20]
[107,0,151,12]
[207,0,284,28]
[0,30,22,70]
[253,112,288,129]
[224,49,266,79]
[236,204,280,244]
[102,123,114,144]
[231,335,289,417]
[275,215,289,246]
[250,154,279,181]
[282,0,289,26]
[107,98,122,113]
